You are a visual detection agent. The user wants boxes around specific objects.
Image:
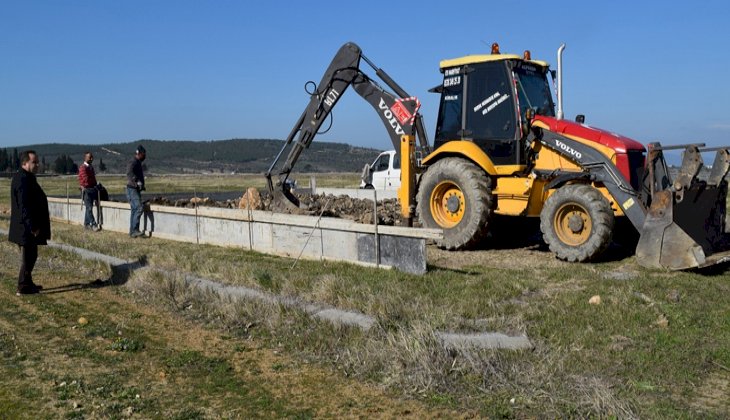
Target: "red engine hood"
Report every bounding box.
[534,116,646,153]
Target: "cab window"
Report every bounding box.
[374,154,390,171]
[465,64,517,142]
[435,68,463,145]
[513,63,555,118]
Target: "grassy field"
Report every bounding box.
[33,172,362,198]
[0,174,729,418]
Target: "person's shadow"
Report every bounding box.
[41,256,148,294]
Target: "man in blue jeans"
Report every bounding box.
[126,145,146,238]
[78,152,101,231]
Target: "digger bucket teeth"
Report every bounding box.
[636,146,730,270]
[707,148,730,186]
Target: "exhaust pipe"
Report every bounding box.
[556,43,566,120]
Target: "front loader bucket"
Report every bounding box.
[636,146,730,270]
[636,186,730,269]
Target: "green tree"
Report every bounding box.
[0,148,8,171]
[53,155,66,173]
[53,154,78,174]
[12,148,19,170]
[98,158,107,172]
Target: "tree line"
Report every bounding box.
[0,148,106,174]
[3,138,381,175]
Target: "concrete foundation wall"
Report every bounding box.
[48,198,441,274]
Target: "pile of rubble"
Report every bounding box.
[297,193,405,226]
[147,187,407,226]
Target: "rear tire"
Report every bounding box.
[417,158,493,250]
[540,184,614,262]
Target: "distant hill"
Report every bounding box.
[3,139,383,175]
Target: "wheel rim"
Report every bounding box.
[430,181,465,228]
[553,203,592,246]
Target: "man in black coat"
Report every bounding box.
[9,150,50,295]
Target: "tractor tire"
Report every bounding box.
[417,158,493,250]
[540,184,615,262]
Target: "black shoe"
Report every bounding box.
[16,284,43,296]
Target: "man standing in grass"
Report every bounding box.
[78,151,101,231]
[126,145,146,238]
[9,150,50,295]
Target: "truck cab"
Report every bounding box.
[360,150,401,190]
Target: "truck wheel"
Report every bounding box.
[417,158,493,250]
[540,184,614,262]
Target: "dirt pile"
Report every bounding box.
[297,193,405,226]
[146,190,408,226]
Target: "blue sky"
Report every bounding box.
[2,0,729,153]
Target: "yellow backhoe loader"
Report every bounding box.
[265,42,730,270]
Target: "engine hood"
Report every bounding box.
[534,115,646,153]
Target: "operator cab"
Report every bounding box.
[433,48,555,165]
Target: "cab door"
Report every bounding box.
[371,152,391,189]
[387,151,401,190]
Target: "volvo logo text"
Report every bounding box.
[555,139,582,160]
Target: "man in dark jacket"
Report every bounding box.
[9,150,50,295]
[126,145,146,237]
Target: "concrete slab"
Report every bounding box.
[436,332,533,350]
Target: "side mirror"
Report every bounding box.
[575,114,585,124]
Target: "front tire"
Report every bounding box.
[540,184,615,262]
[417,158,493,250]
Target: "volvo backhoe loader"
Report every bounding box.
[265,42,730,270]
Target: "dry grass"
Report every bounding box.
[109,248,641,417]
[0,239,467,418]
[0,174,729,418]
[29,218,729,418]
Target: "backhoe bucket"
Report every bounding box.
[636,147,730,270]
[270,185,303,213]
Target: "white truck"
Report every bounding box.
[360,150,401,190]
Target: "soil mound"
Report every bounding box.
[146,190,408,226]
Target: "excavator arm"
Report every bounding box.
[265,42,429,208]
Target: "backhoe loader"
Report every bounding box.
[265,42,730,270]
